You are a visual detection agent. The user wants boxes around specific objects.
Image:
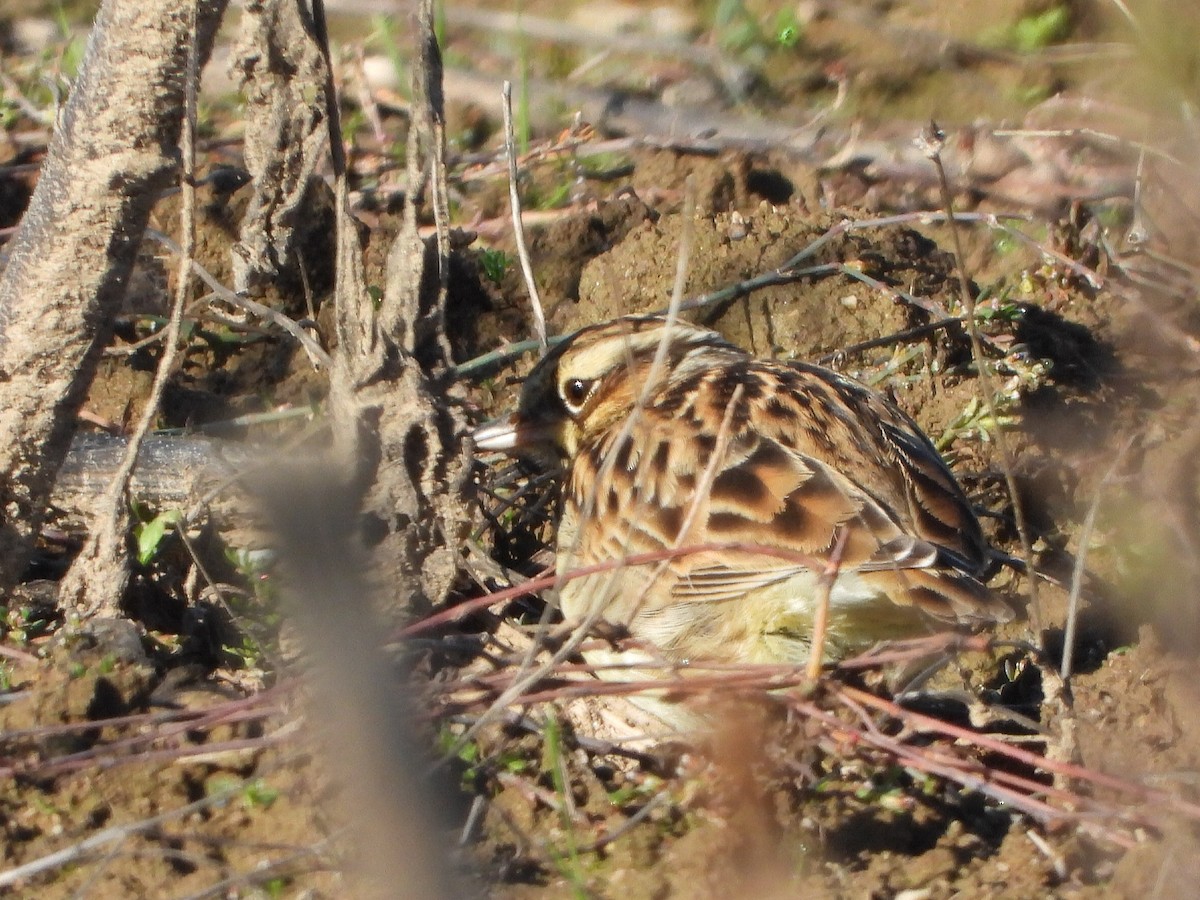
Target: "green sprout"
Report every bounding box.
[242,778,281,810]
[935,395,1019,451]
[713,0,766,54]
[773,9,803,48]
[1010,6,1071,52]
[479,248,512,285]
[132,507,184,566]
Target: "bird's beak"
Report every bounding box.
[472,413,556,454]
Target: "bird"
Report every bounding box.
[473,315,1013,681]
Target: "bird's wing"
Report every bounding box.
[656,420,1010,624]
[566,372,1010,626]
[782,360,992,572]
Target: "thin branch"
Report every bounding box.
[639,175,697,402]
[920,123,1041,629]
[502,80,548,352]
[144,229,332,369]
[806,526,850,680]
[418,0,455,368]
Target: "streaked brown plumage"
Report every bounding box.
[474,316,1012,672]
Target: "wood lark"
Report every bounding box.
[474,316,1014,680]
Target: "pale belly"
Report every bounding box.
[558,565,935,667]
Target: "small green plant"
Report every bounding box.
[226,547,277,594]
[5,605,55,645]
[132,506,184,566]
[606,773,663,809]
[221,548,282,669]
[31,794,64,817]
[1011,81,1054,106]
[204,774,278,810]
[242,778,280,810]
[935,395,1019,451]
[541,711,589,897]
[992,231,1019,257]
[221,633,264,669]
[526,174,573,211]
[574,152,634,179]
[974,298,1023,323]
[852,766,915,812]
[516,9,532,153]
[340,106,367,147]
[984,5,1071,52]
[772,8,803,48]
[50,5,86,79]
[479,248,511,285]
[436,725,491,789]
[1010,6,1071,52]
[205,774,241,799]
[0,97,21,130]
[368,15,407,98]
[712,0,766,54]
[433,0,447,48]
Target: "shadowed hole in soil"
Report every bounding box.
[746,167,794,205]
[1014,303,1117,391]
[822,791,1011,862]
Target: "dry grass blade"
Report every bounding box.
[502,80,548,352]
[1061,436,1134,681]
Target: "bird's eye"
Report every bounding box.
[561,378,593,411]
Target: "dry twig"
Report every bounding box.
[502,80,548,352]
[921,122,1041,627]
